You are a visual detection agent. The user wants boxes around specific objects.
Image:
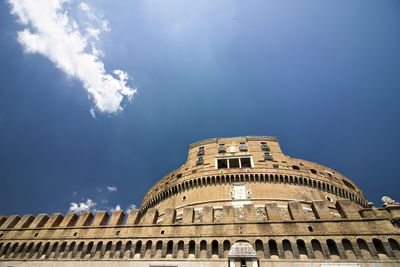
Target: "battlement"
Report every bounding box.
[0,201,399,263]
[1,200,399,232]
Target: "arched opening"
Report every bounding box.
[255,239,264,258]
[166,240,173,258]
[58,242,67,259]
[311,239,324,259]
[33,242,42,258]
[282,240,293,259]
[200,240,207,258]
[297,240,309,259]
[144,240,152,258]
[114,241,122,259]
[0,243,10,258]
[357,238,371,259]
[211,240,218,258]
[83,242,93,259]
[104,241,112,259]
[177,240,184,258]
[16,242,26,258]
[25,243,34,259]
[125,241,132,258]
[223,240,230,258]
[373,238,388,259]
[389,238,400,259]
[8,243,18,258]
[94,241,103,258]
[188,241,195,259]
[326,239,340,260]
[76,242,84,259]
[155,241,163,258]
[268,240,278,259]
[342,239,356,259]
[134,241,142,259]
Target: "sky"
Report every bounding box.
[0,0,399,217]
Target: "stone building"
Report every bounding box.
[0,136,399,267]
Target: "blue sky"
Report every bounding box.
[0,0,399,216]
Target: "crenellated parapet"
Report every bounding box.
[0,201,399,262]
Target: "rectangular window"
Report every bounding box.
[198,146,204,155]
[218,144,226,153]
[229,158,240,168]
[218,158,228,169]
[239,142,247,151]
[261,142,270,151]
[240,157,251,168]
[196,156,204,165]
[264,152,272,160]
[217,156,253,169]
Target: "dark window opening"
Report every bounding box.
[116,231,120,236]
[218,144,226,153]
[308,226,313,232]
[160,230,165,234]
[292,165,300,170]
[241,157,251,168]
[264,153,272,160]
[241,259,247,267]
[73,232,77,236]
[218,159,228,169]
[229,158,240,168]
[196,156,204,165]
[218,157,252,169]
[177,173,182,178]
[198,146,204,155]
[239,142,247,151]
[273,164,279,168]
[342,179,356,190]
[261,142,270,151]
[310,169,317,174]
[34,233,39,237]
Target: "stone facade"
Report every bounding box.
[0,136,399,266]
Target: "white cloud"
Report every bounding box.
[110,204,121,212]
[69,198,97,214]
[126,204,136,213]
[106,186,117,192]
[8,0,137,116]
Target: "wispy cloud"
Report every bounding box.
[106,186,117,192]
[126,204,136,213]
[110,204,121,212]
[7,0,137,116]
[69,198,97,214]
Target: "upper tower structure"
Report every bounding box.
[141,136,367,217]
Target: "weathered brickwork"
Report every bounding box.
[0,136,399,266]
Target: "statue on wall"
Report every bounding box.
[246,188,252,199]
[382,196,399,207]
[230,189,235,199]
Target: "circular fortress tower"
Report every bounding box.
[141,136,367,221]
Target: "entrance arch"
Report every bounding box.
[228,241,258,267]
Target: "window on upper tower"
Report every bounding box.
[264,152,273,160]
[229,158,240,168]
[198,146,204,156]
[216,156,253,169]
[196,156,204,165]
[218,144,226,153]
[261,142,270,151]
[239,142,248,151]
